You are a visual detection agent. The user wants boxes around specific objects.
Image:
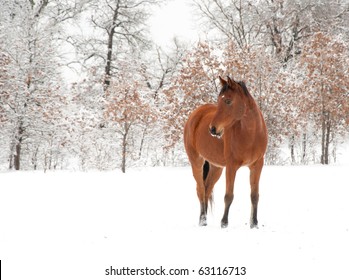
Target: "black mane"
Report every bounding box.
[237,81,250,97]
[220,80,251,97]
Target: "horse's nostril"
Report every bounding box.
[210,126,217,136]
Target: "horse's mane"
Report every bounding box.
[236,81,251,97]
[220,80,252,98]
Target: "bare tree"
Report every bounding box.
[145,38,187,99]
[73,0,158,90]
[193,0,263,48]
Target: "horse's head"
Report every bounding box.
[209,76,247,138]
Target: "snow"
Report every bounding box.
[1,165,348,279]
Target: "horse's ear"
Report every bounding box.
[226,76,235,88]
[219,76,227,86]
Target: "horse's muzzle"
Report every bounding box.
[209,126,223,138]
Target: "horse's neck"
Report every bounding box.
[245,94,256,109]
[242,97,264,127]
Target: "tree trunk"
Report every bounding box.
[301,133,307,164]
[321,111,330,164]
[121,122,131,173]
[14,122,24,170]
[104,1,120,90]
[104,31,113,89]
[290,135,295,164]
[324,116,331,164]
[321,113,325,164]
[138,126,148,160]
[14,141,21,170]
[121,132,127,173]
[332,142,337,164]
[32,146,39,170]
[8,143,14,169]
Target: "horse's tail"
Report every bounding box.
[203,161,214,210]
[203,160,210,181]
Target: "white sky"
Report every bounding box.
[149,0,200,48]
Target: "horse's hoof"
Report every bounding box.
[250,223,259,229]
[199,217,207,226]
[221,222,228,228]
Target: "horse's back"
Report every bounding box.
[184,103,216,131]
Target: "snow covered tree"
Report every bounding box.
[161,42,221,151]
[300,32,349,164]
[65,0,165,171]
[104,60,157,172]
[1,0,348,170]
[193,0,264,48]
[0,0,86,170]
[1,0,54,169]
[71,0,157,90]
[148,39,188,99]
[191,0,349,165]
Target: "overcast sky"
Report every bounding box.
[149,0,200,48]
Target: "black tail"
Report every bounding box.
[203,160,210,181]
[203,160,214,210]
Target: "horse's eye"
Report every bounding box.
[225,99,232,105]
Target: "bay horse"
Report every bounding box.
[184,76,268,228]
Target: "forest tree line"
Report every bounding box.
[0,0,349,172]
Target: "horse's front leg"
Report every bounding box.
[221,165,239,228]
[249,158,264,228]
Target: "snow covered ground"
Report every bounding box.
[0,164,348,280]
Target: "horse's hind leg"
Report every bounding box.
[249,157,264,228]
[189,157,207,226]
[204,163,223,209]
